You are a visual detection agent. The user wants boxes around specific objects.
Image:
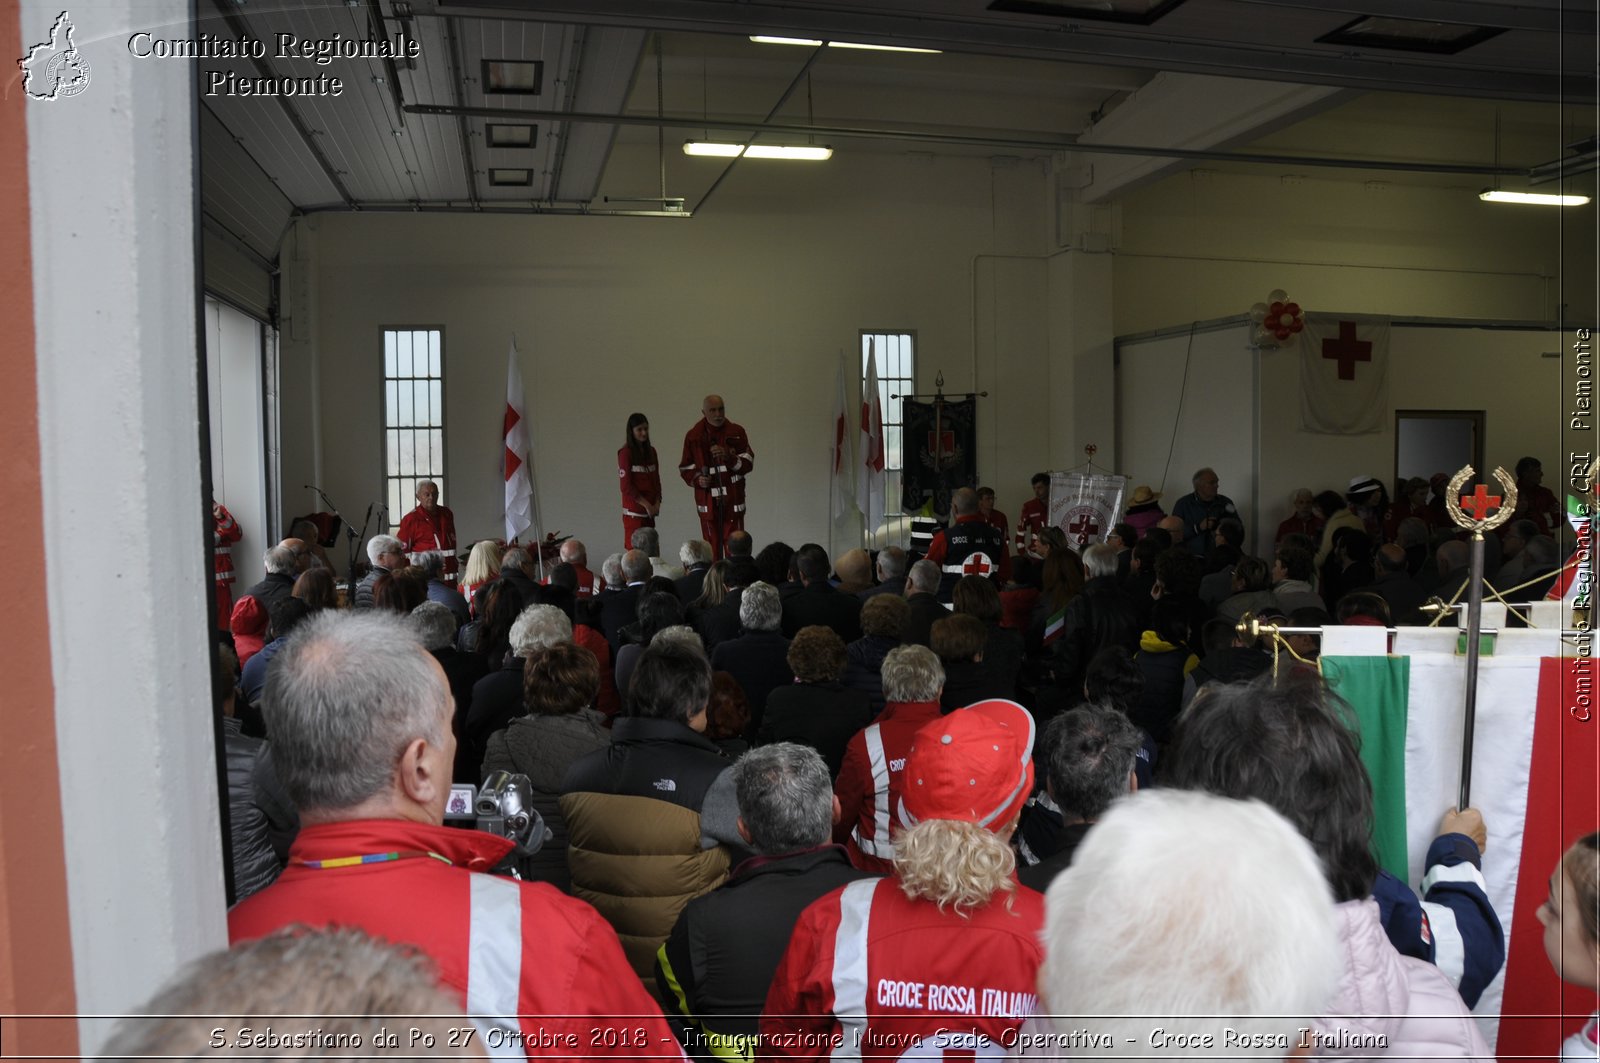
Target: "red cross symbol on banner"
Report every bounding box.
[927,429,956,455]
[1322,321,1373,381]
[1069,514,1100,544]
[1460,484,1503,521]
[961,553,995,577]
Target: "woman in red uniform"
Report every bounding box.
[618,412,662,551]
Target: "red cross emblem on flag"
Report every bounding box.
[1069,514,1100,545]
[962,552,995,577]
[1322,320,1373,381]
[926,429,956,455]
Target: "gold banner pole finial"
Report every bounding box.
[1444,465,1517,810]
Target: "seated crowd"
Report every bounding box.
[185,460,1592,1060]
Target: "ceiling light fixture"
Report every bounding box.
[748,35,941,54]
[683,141,832,160]
[1478,189,1591,206]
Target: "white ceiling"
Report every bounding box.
[197,0,1597,269]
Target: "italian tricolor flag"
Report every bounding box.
[1323,653,1599,1058]
[1545,493,1593,607]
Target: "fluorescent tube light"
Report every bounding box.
[748,35,940,53]
[742,144,833,160]
[749,35,823,47]
[683,141,833,160]
[1479,189,1591,206]
[826,41,942,53]
[683,141,745,157]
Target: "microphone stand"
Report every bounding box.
[304,485,364,582]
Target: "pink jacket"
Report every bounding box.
[1312,898,1493,1060]
[1124,504,1166,537]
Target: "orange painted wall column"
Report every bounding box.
[0,0,81,1054]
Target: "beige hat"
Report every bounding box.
[1129,485,1161,506]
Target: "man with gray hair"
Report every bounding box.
[1048,542,1139,700]
[834,644,946,873]
[675,539,713,603]
[418,551,470,628]
[599,551,626,594]
[353,534,406,610]
[1017,705,1141,892]
[710,581,793,736]
[1034,789,1340,1058]
[900,558,948,647]
[601,548,656,649]
[860,545,908,600]
[115,929,475,1059]
[925,486,1010,599]
[496,545,540,608]
[411,601,483,782]
[238,538,310,616]
[655,744,869,1060]
[228,611,680,1056]
[633,526,685,581]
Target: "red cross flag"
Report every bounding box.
[503,338,538,545]
[1300,314,1390,434]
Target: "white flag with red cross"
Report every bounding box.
[1048,472,1126,549]
[1300,314,1391,434]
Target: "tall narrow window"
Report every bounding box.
[861,331,915,473]
[383,328,445,532]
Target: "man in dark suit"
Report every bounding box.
[600,549,653,650]
[675,539,713,603]
[860,546,908,600]
[1361,543,1428,625]
[781,546,862,643]
[710,581,793,737]
[899,560,948,648]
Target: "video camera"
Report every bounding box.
[443,771,552,876]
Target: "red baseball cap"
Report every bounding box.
[900,700,1036,832]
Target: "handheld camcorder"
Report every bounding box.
[444,771,552,874]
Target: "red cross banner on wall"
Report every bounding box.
[1299,314,1391,435]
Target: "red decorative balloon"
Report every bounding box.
[1289,319,1304,333]
[1274,328,1291,340]
[1269,301,1285,316]
[1285,302,1301,317]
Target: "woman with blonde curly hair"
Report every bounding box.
[763,700,1044,1058]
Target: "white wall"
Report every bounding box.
[1116,325,1259,543]
[1117,321,1563,551]
[204,298,268,590]
[24,0,225,1048]
[280,148,1066,561]
[1112,168,1580,337]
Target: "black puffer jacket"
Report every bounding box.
[223,716,283,903]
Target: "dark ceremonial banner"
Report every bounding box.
[901,398,976,518]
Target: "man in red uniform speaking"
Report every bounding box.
[229,610,683,1058]
[397,480,457,579]
[679,394,753,560]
